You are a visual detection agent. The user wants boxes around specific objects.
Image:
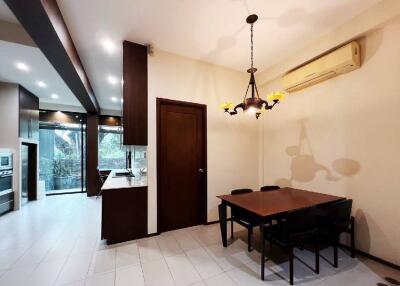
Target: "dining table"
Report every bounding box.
[217,187,345,280]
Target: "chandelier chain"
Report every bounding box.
[250,23,254,69]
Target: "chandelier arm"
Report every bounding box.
[242,83,250,103]
[230,103,245,115]
[260,99,269,109]
[254,81,261,100]
[270,100,279,109]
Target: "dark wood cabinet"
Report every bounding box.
[102,186,148,244]
[19,86,39,140]
[122,41,148,145]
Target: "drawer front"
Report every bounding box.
[0,200,14,216]
[0,192,14,204]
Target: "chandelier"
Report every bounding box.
[220,14,285,119]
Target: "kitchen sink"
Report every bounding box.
[113,171,135,178]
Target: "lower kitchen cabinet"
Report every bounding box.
[101,186,148,244]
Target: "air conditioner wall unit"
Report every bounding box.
[282,41,361,92]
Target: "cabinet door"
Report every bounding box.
[102,187,148,243]
[19,86,39,140]
[122,41,148,145]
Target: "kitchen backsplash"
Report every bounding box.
[131,145,147,176]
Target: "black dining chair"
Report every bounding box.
[317,199,355,268]
[260,185,283,225]
[96,167,107,199]
[263,206,320,285]
[260,185,280,192]
[230,188,257,252]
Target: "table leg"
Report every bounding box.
[218,203,227,247]
[261,222,265,280]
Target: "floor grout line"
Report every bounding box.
[1,195,398,286]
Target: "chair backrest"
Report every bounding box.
[329,199,353,223]
[97,167,105,185]
[260,185,280,192]
[286,206,317,234]
[231,188,253,195]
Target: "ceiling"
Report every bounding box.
[0,2,82,109]
[56,0,380,111]
[0,39,82,107]
[1,0,382,112]
[0,1,16,23]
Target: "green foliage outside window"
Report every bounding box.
[98,128,125,169]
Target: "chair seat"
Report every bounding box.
[265,223,317,246]
[317,211,351,234]
[264,223,285,239]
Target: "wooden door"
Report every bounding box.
[157,99,207,232]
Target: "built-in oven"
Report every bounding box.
[0,169,12,196]
[0,152,12,171]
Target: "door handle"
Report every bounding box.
[198,168,204,173]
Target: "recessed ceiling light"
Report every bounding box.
[51,93,59,99]
[37,81,47,88]
[101,38,116,54]
[111,97,117,102]
[107,75,118,86]
[15,62,30,72]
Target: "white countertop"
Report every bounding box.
[101,169,147,191]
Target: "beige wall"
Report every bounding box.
[259,17,400,265]
[147,50,260,233]
[0,83,21,209]
[0,83,40,209]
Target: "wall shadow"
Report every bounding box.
[274,119,360,186]
[353,208,371,251]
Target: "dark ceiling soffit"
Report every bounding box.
[5,0,99,113]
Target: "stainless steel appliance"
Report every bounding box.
[0,152,12,171]
[0,166,13,215]
[0,151,13,215]
[0,169,12,196]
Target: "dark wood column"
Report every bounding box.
[86,113,99,196]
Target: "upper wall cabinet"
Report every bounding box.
[19,86,39,140]
[122,41,148,146]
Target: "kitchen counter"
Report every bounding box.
[101,169,148,244]
[101,169,147,191]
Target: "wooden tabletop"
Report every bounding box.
[217,187,344,218]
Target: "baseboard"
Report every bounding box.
[204,220,220,225]
[339,243,400,271]
[204,218,232,225]
[145,232,160,238]
[46,191,87,196]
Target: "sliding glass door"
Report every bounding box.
[39,111,86,195]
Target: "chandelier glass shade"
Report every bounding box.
[220,14,285,119]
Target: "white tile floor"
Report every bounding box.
[0,193,398,286]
